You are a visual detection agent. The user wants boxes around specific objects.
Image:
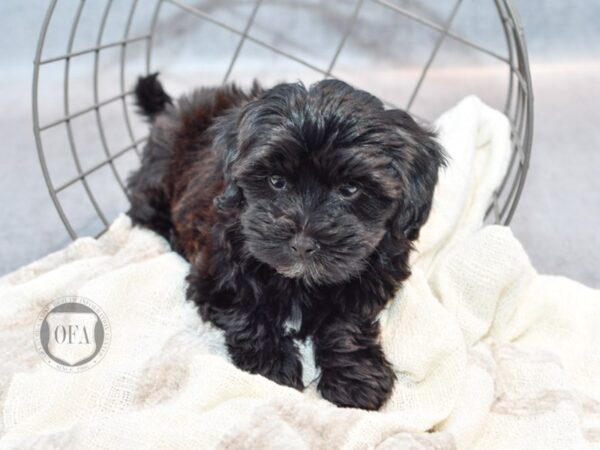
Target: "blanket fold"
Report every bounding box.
[1,97,598,450]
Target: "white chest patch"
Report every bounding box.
[283,301,303,337]
[282,303,320,386]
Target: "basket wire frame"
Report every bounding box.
[33,0,533,240]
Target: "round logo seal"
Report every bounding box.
[34,296,110,372]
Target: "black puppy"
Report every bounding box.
[127,74,445,410]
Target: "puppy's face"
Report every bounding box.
[223,80,443,285]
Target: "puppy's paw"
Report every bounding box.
[317,347,396,410]
[229,337,304,391]
[264,345,304,391]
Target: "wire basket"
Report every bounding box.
[33,0,533,240]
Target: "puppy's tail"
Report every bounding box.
[134,72,172,121]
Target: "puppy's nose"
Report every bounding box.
[290,235,319,258]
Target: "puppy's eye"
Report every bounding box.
[269,175,287,190]
[339,183,359,198]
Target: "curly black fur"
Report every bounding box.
[127,74,446,410]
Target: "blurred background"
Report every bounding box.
[1,0,598,287]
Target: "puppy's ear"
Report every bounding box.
[212,111,245,214]
[385,109,446,241]
[211,85,270,214]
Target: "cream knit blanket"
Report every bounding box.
[1,97,599,449]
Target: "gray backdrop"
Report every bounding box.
[1,0,598,287]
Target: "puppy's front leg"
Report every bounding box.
[314,314,396,410]
[223,308,304,390]
[187,273,304,390]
